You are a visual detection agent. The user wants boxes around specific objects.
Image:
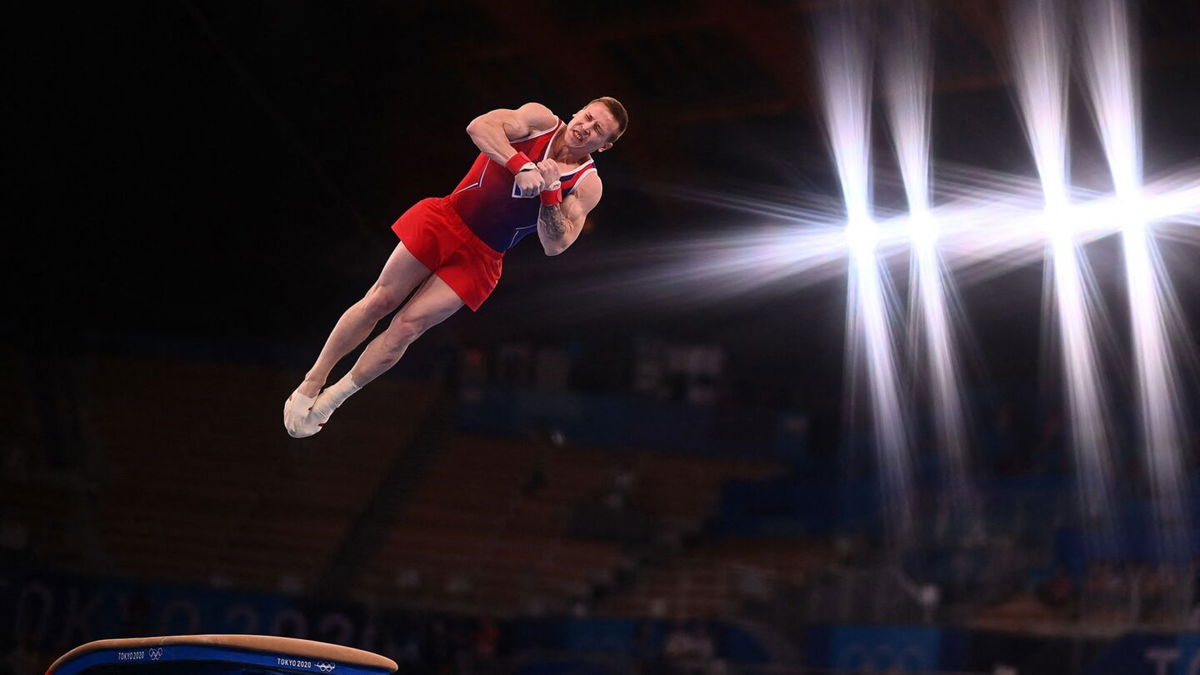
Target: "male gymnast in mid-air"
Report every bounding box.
[284,97,629,437]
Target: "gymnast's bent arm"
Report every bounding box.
[466,102,558,197]
[538,172,602,256]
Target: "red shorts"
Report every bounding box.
[391,197,503,311]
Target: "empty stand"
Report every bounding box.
[77,355,438,592]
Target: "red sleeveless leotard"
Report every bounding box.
[390,118,597,311]
[447,119,597,252]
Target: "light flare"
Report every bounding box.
[529,167,1200,325]
[1009,0,1118,551]
[817,3,916,550]
[1081,0,1193,563]
[883,0,979,530]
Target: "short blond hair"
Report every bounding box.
[590,96,629,142]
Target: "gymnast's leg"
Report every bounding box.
[285,273,464,437]
[284,243,430,432]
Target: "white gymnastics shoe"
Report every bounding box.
[283,389,324,438]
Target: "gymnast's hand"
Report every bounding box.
[514,166,545,197]
[536,159,562,191]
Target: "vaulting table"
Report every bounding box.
[46,635,398,675]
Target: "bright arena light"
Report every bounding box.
[1081,0,1193,562]
[817,2,916,550]
[1117,192,1148,235]
[1010,0,1119,552]
[552,0,1200,566]
[576,163,1198,318]
[884,0,979,531]
[907,212,939,252]
[844,217,879,258]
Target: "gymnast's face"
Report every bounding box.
[565,102,619,154]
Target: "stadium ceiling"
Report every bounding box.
[414,0,1197,123]
[363,0,1196,190]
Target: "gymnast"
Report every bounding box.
[284,98,628,437]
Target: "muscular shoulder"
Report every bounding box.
[514,102,558,135]
[468,102,559,143]
[572,172,603,211]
